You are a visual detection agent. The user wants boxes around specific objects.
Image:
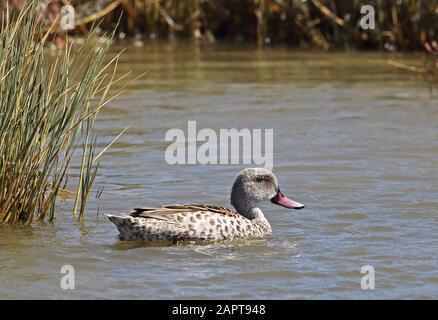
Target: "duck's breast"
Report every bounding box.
[173,211,269,240]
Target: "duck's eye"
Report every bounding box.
[255,176,270,183]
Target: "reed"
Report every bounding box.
[0,2,120,224]
[64,0,438,50]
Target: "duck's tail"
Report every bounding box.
[106,213,184,242]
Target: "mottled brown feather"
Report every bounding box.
[128,204,239,221]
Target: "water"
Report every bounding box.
[1,44,438,299]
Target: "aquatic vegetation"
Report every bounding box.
[0,2,122,224]
[16,0,438,50]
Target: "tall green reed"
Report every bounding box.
[0,2,121,224]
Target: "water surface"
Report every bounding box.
[1,44,437,299]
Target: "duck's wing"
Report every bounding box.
[126,204,239,221]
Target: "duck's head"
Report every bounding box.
[230,168,304,218]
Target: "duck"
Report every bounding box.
[106,168,304,242]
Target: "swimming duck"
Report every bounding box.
[107,168,304,242]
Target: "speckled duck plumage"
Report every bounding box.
[107,168,304,243]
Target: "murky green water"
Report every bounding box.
[1,43,438,299]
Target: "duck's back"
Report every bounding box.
[107,204,271,242]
